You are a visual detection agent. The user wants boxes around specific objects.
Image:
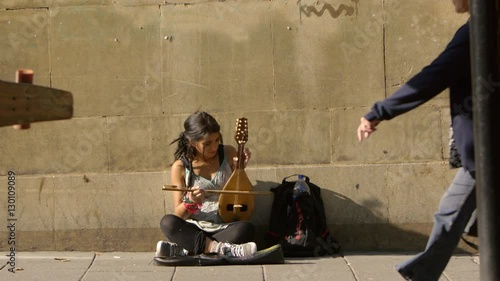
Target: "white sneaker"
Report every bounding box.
[218,242,257,257]
[155,241,188,258]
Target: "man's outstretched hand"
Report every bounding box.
[357,117,380,141]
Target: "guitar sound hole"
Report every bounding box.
[226,204,248,212]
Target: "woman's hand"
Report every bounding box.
[233,148,251,168]
[188,186,205,204]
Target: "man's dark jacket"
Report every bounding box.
[365,21,474,172]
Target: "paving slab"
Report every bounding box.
[344,253,420,281]
[265,256,355,281]
[0,251,94,280]
[82,252,173,281]
[175,265,264,281]
[344,252,480,281]
[442,255,480,281]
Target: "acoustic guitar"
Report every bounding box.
[218,117,254,222]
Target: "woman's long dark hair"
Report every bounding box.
[170,111,223,187]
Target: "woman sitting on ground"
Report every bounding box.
[156,111,256,258]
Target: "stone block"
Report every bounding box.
[161,2,275,114]
[331,106,443,163]
[333,222,432,251]
[16,230,56,251]
[115,0,166,5]
[0,1,172,9]
[384,0,469,106]
[54,228,163,251]
[1,172,168,251]
[9,176,55,232]
[0,175,54,250]
[50,5,162,117]
[272,0,385,109]
[387,162,456,223]
[211,110,331,165]
[52,172,165,230]
[0,118,108,175]
[158,114,194,170]
[0,9,50,83]
[167,110,330,165]
[52,74,162,118]
[108,116,182,172]
[1,1,114,9]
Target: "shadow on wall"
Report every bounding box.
[322,188,430,252]
[253,180,478,254]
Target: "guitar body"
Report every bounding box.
[218,168,255,222]
[218,117,255,222]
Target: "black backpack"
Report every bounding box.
[266,175,341,257]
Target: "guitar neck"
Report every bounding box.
[233,117,248,170]
[236,143,246,170]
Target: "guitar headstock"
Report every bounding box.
[234,117,248,144]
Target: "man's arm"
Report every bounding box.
[358,22,470,141]
[365,22,470,122]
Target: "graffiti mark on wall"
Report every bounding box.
[298,0,358,19]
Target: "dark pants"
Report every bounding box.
[160,214,255,255]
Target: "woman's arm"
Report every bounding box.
[170,160,193,219]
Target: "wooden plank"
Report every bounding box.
[0,79,73,127]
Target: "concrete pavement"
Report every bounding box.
[0,251,479,281]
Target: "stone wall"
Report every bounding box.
[0,0,473,252]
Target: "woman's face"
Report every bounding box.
[191,132,221,159]
[452,0,469,13]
